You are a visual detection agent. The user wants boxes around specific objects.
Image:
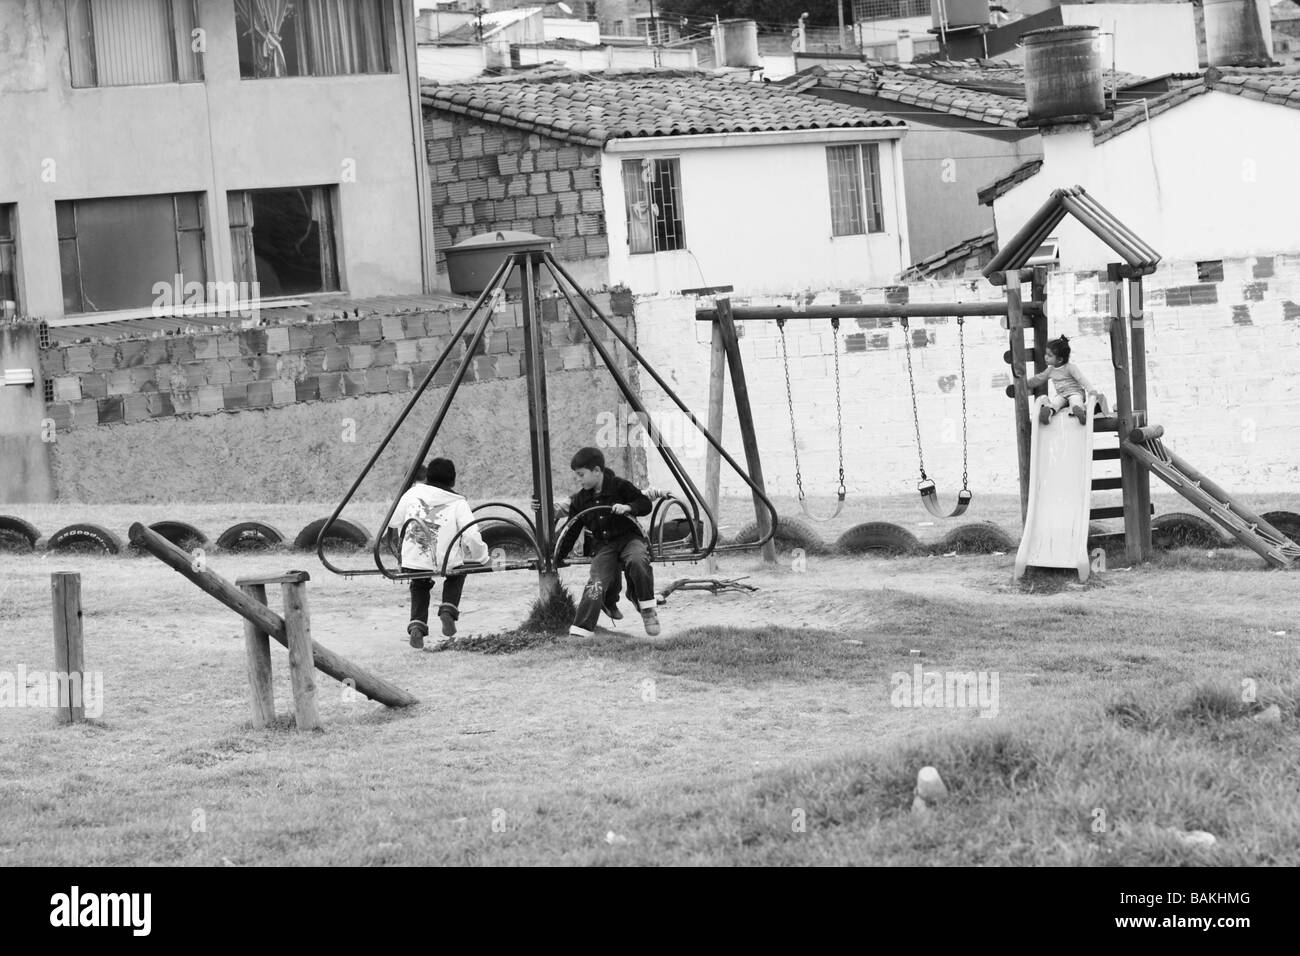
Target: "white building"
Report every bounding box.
[422,75,910,295]
[983,68,1300,266]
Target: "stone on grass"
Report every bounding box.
[916,766,948,803]
[1170,828,1217,848]
[1254,704,1282,724]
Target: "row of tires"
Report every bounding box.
[730,509,1300,557]
[3,510,1296,559]
[0,517,376,556]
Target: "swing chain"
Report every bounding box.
[958,316,968,492]
[832,317,845,497]
[777,319,807,501]
[901,316,927,482]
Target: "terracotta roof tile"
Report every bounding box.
[977,158,1044,206]
[421,74,902,146]
[900,228,997,281]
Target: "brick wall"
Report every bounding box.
[635,253,1300,501]
[40,294,628,430]
[38,294,646,502]
[423,111,608,271]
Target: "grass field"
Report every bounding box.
[2,497,1298,865]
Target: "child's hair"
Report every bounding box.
[1046,335,1071,363]
[425,457,456,489]
[570,446,605,471]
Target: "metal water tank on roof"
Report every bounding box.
[1022,25,1105,124]
[716,18,759,68]
[931,0,990,30]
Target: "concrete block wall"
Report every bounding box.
[634,253,1300,501]
[38,293,646,502]
[423,111,608,271]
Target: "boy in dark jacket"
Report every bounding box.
[557,447,660,637]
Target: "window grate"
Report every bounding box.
[826,144,884,237]
[621,158,686,254]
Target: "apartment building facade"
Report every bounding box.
[0,0,430,328]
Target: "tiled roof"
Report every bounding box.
[785,59,1151,129]
[977,158,1043,206]
[787,63,1027,128]
[421,75,903,147]
[1094,67,1300,143]
[900,228,997,281]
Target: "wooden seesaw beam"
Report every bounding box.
[128,522,418,709]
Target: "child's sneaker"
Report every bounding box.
[641,609,661,636]
[1038,405,1054,426]
[1070,404,1087,425]
[407,621,427,649]
[602,599,623,621]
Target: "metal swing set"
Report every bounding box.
[314,240,778,599]
[772,310,972,523]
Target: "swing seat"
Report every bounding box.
[918,481,973,519]
[798,488,847,522]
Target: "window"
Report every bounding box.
[621,158,686,254]
[235,0,392,78]
[0,206,18,317]
[228,187,340,295]
[826,144,885,237]
[57,194,206,314]
[66,0,202,87]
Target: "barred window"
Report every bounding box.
[621,158,686,255]
[826,144,884,237]
[66,0,202,88]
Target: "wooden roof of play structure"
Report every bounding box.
[982,186,1161,284]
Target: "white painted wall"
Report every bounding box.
[418,43,489,81]
[543,17,601,43]
[759,53,798,81]
[992,91,1300,266]
[1060,3,1200,77]
[514,44,697,70]
[601,133,909,296]
[634,254,1300,505]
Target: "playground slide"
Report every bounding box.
[1015,396,1094,582]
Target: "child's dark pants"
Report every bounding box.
[572,534,654,635]
[403,568,466,626]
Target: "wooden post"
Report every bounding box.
[1128,276,1153,559]
[281,575,321,732]
[1106,268,1143,565]
[1006,273,1032,522]
[129,522,418,707]
[51,572,85,725]
[239,582,276,729]
[715,298,777,564]
[704,319,727,573]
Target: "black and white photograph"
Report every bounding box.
[0,0,1295,908]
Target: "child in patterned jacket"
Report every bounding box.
[388,457,489,649]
